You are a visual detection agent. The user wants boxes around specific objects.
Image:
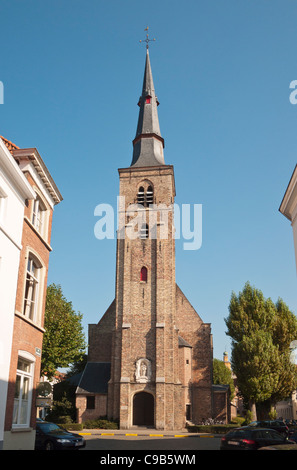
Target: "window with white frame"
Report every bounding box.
[23,254,41,322]
[32,196,46,237]
[13,355,34,428]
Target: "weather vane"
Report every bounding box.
[139,26,156,49]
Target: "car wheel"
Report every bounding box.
[45,440,55,450]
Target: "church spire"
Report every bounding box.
[131,47,165,167]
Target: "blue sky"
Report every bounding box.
[1,0,297,361]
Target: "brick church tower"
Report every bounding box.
[76,47,213,430]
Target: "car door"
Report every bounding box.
[251,430,269,449]
[261,429,286,447]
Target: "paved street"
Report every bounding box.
[79,429,221,451]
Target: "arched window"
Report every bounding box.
[140,266,147,282]
[13,351,35,428]
[137,184,154,208]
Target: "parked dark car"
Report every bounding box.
[249,420,289,435]
[35,421,86,450]
[285,419,297,426]
[287,430,297,444]
[220,426,296,450]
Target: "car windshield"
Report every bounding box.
[38,423,63,433]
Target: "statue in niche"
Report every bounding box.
[135,358,151,383]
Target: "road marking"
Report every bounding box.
[81,431,217,439]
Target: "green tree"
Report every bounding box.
[263,298,297,412]
[45,394,76,424]
[225,282,276,343]
[231,330,280,417]
[213,358,235,401]
[225,282,297,420]
[67,354,88,377]
[41,284,87,379]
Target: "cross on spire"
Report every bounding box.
[139,26,156,49]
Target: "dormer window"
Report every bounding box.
[146,96,151,104]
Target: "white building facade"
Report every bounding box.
[0,138,35,450]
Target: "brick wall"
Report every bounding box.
[76,395,107,423]
[4,316,44,431]
[175,285,213,422]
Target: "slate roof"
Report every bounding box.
[131,48,165,167]
[178,336,192,348]
[212,384,230,392]
[76,362,111,395]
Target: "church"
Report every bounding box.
[75,46,214,430]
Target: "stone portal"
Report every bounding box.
[133,392,154,426]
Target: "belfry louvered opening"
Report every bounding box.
[137,186,145,205]
[137,185,154,207]
[146,186,153,205]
